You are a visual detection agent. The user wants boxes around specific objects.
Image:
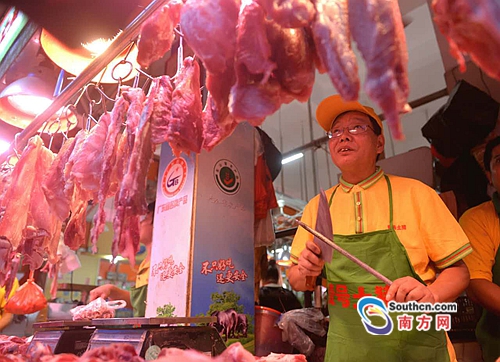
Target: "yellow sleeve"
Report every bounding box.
[459,203,499,281]
[290,197,318,264]
[0,278,19,309]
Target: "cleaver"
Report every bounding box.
[306,189,334,288]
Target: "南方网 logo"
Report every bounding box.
[162,157,187,198]
[214,159,241,195]
[357,296,394,335]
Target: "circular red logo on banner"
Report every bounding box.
[162,157,188,198]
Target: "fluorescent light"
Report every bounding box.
[0,140,10,154]
[281,152,304,165]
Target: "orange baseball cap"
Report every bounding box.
[316,95,383,133]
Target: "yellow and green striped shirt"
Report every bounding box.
[291,168,471,285]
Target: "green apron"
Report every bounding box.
[324,175,450,362]
[475,192,500,362]
[130,284,148,317]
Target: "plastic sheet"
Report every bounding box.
[70,297,127,320]
[278,308,326,356]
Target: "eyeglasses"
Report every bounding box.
[327,124,374,139]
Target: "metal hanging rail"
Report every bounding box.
[0,0,169,165]
[281,88,450,159]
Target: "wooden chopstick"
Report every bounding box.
[297,220,393,286]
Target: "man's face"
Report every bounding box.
[487,144,500,191]
[327,111,385,172]
[139,211,154,246]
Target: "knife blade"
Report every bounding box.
[306,189,334,288]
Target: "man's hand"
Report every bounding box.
[89,284,132,309]
[289,240,325,291]
[297,240,325,277]
[386,276,436,303]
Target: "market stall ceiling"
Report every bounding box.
[0,0,445,201]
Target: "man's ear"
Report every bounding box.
[376,134,385,154]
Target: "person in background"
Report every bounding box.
[288,95,471,362]
[89,202,155,317]
[259,259,302,313]
[459,136,500,362]
[0,278,19,332]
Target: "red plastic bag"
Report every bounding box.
[4,278,47,314]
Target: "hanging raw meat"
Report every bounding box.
[230,76,282,125]
[180,0,240,74]
[266,20,315,102]
[122,87,146,147]
[257,0,315,28]
[91,94,130,250]
[0,136,43,250]
[150,75,174,144]
[137,0,183,68]
[202,94,238,151]
[71,112,111,196]
[42,137,77,221]
[113,83,156,265]
[168,57,204,156]
[235,1,276,84]
[432,0,500,81]
[0,163,13,213]
[24,143,59,266]
[311,0,359,102]
[349,0,411,140]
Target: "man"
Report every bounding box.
[460,136,500,362]
[0,278,19,332]
[288,95,471,362]
[89,202,154,317]
[259,259,302,313]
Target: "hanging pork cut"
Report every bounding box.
[150,75,174,144]
[349,0,411,140]
[24,142,59,266]
[91,94,130,250]
[266,20,315,103]
[168,57,204,156]
[113,84,156,265]
[71,112,111,196]
[202,94,238,151]
[257,0,315,28]
[235,1,276,84]
[311,0,359,102]
[180,0,240,74]
[42,137,77,221]
[137,0,183,68]
[432,0,500,81]
[0,136,43,250]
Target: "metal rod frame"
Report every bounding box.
[281,88,449,159]
[0,0,169,165]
